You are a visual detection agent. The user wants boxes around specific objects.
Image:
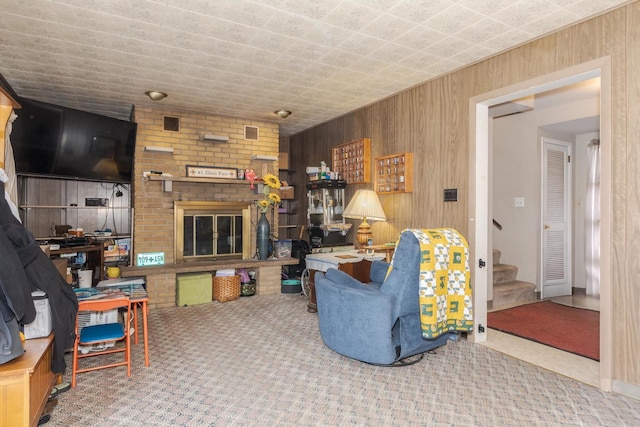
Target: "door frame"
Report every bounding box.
[468,57,612,391]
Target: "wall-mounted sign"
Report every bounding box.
[186,165,238,179]
[137,252,165,267]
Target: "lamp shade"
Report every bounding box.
[343,190,386,222]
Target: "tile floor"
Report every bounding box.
[482,294,600,388]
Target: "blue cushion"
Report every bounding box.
[80,323,125,343]
[369,260,390,284]
[324,269,370,290]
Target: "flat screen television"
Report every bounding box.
[11,98,137,183]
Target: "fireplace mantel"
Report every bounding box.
[146,175,252,185]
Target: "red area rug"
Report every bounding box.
[487,301,599,361]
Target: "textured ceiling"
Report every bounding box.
[0,0,630,136]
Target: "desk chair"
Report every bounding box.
[71,297,131,387]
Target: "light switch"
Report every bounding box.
[444,189,458,202]
[514,197,525,208]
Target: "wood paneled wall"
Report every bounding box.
[288,3,640,389]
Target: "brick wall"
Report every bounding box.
[132,107,280,306]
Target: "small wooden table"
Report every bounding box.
[364,244,396,262]
[304,250,385,312]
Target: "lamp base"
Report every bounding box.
[356,221,372,248]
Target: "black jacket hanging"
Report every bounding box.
[0,182,78,373]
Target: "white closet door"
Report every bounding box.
[541,138,572,298]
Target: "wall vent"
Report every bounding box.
[164,116,180,132]
[244,125,259,141]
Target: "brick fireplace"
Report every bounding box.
[130,107,282,307]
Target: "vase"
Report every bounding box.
[257,212,270,260]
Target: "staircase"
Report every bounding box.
[491,249,536,310]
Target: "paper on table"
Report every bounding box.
[97,277,145,287]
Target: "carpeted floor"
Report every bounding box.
[487,300,599,361]
[46,294,638,426]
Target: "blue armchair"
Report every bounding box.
[315,231,452,365]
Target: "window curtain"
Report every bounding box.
[585,138,600,297]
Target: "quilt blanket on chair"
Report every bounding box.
[405,228,474,338]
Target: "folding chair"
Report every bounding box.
[71,297,131,387]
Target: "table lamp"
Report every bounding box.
[343,189,386,248]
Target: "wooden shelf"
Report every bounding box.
[278,169,299,239]
[146,175,251,185]
[20,205,129,209]
[374,152,413,194]
[332,138,371,184]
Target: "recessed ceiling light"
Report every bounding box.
[145,91,168,101]
[274,110,292,118]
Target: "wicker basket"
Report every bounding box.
[213,275,241,302]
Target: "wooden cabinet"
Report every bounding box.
[0,335,57,427]
[332,138,371,184]
[374,152,413,194]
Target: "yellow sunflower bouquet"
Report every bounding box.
[259,173,281,213]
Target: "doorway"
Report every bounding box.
[468,58,612,391]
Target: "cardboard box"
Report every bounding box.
[279,152,289,170]
[51,258,70,283]
[279,186,294,199]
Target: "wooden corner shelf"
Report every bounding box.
[374,152,413,194]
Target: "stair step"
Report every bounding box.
[493,263,518,284]
[493,249,501,265]
[492,280,537,309]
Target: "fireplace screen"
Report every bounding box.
[183,214,243,258]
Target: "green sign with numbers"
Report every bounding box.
[137,252,165,266]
